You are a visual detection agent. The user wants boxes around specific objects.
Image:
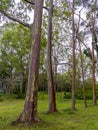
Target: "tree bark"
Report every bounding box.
[14,0,44,124]
[53,55,58,93]
[71,0,76,110]
[79,42,87,108]
[91,14,96,106]
[47,0,57,113]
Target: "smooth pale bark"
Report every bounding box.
[14,0,44,124]
[71,0,76,110]
[47,0,57,113]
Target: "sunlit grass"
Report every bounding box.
[0,93,98,130]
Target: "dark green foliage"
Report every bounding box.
[76,88,83,100]
[0,23,30,94]
[12,85,21,95]
[94,32,98,56]
[83,48,92,60]
[16,93,25,99]
[83,31,98,60]
[0,94,3,102]
[64,81,98,100]
[38,72,72,93]
[76,87,98,100]
[0,0,14,10]
[63,92,71,99]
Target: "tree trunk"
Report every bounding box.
[14,0,44,124]
[53,55,58,94]
[47,0,57,113]
[91,14,96,106]
[71,0,76,110]
[79,42,87,108]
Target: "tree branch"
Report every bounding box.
[24,0,49,11]
[76,36,89,49]
[58,62,72,67]
[0,9,31,28]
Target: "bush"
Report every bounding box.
[76,88,83,100]
[63,87,98,100]
[16,94,25,99]
[63,92,71,99]
[0,94,3,102]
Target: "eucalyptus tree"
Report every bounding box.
[90,0,97,105]
[76,12,87,107]
[0,0,44,124]
[68,0,98,107]
[15,0,44,124]
[71,0,76,110]
[81,0,98,105]
[46,0,57,113]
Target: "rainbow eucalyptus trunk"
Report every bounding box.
[79,42,87,108]
[47,0,57,113]
[14,0,44,124]
[91,0,97,106]
[71,0,76,110]
[91,15,96,106]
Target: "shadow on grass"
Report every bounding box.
[10,119,59,130]
[63,108,78,114]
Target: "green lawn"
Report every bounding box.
[0,94,98,130]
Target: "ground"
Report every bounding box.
[0,93,98,130]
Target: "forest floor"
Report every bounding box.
[0,93,98,130]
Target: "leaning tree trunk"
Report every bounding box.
[47,0,57,113]
[14,0,44,124]
[71,0,76,110]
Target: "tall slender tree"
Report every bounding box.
[47,0,57,113]
[71,0,76,110]
[91,0,97,106]
[77,9,87,108]
[14,0,44,124]
[79,41,87,108]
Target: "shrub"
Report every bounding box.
[16,94,25,99]
[0,94,3,102]
[76,88,83,100]
[63,92,71,99]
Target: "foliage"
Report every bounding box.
[0,0,14,10]
[63,92,71,99]
[94,32,98,57]
[83,48,92,60]
[0,94,3,102]
[0,22,49,95]
[15,93,25,99]
[0,23,30,94]
[64,79,98,100]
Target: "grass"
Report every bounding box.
[0,93,98,130]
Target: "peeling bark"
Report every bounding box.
[47,0,57,113]
[79,42,87,108]
[91,15,96,106]
[13,0,44,124]
[71,0,76,110]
